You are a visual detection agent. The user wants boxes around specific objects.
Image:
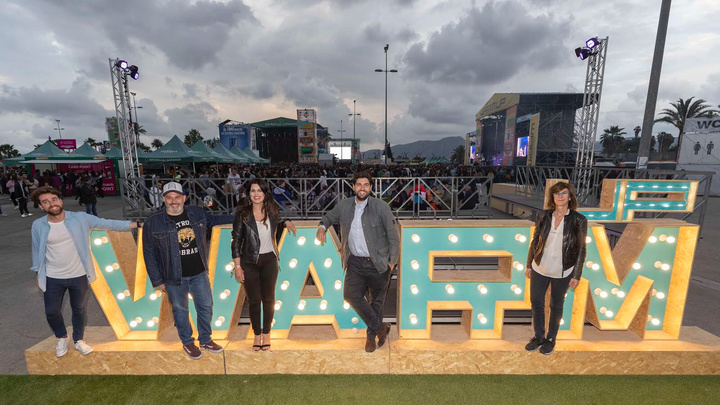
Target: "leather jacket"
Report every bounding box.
[526,209,588,280]
[231,213,285,265]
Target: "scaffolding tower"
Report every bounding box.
[575,37,608,168]
[109,58,142,213]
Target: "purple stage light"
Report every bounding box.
[586,37,599,49]
[128,65,139,80]
[116,60,129,70]
[575,47,591,61]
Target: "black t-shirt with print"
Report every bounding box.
[172,211,205,277]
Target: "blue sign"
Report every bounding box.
[219,123,252,150]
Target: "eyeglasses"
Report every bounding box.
[553,191,570,197]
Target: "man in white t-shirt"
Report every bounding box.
[226,167,242,204]
[30,186,140,357]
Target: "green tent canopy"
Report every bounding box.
[230,145,261,164]
[242,147,270,164]
[140,136,207,163]
[213,143,250,163]
[70,143,103,158]
[4,140,70,163]
[190,141,235,163]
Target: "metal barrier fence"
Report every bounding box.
[514,165,713,236]
[120,176,493,220]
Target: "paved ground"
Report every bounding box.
[1,194,718,374]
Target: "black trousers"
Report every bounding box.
[530,269,572,340]
[18,196,29,215]
[243,252,279,335]
[343,255,392,338]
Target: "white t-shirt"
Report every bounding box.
[227,173,241,191]
[256,220,275,254]
[45,221,86,279]
[532,211,574,279]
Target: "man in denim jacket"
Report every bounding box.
[142,182,234,359]
[30,186,140,357]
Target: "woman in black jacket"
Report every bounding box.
[231,179,296,351]
[524,181,587,355]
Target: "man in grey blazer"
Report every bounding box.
[316,171,400,352]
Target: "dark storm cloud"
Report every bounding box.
[31,0,256,71]
[0,77,109,123]
[281,72,342,109]
[403,1,572,85]
[183,83,200,99]
[164,102,219,137]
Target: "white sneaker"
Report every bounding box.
[56,337,69,357]
[21,214,28,218]
[27,213,33,216]
[13,206,19,210]
[74,340,93,355]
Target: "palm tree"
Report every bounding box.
[151,138,164,150]
[450,145,465,164]
[600,126,626,157]
[633,126,641,138]
[83,137,102,147]
[656,132,674,152]
[133,123,147,136]
[655,97,718,152]
[0,144,20,158]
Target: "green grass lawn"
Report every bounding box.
[1,375,718,405]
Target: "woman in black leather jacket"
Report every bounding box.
[524,181,587,355]
[231,179,296,351]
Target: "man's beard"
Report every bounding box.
[47,206,64,217]
[356,192,368,202]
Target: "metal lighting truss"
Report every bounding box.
[109,58,142,213]
[574,37,608,196]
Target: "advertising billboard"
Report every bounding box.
[219,122,252,150]
[105,117,120,149]
[297,109,318,164]
[502,105,517,166]
[57,139,77,151]
[527,113,540,166]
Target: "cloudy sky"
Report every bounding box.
[1,0,719,154]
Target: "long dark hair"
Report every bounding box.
[236,178,279,223]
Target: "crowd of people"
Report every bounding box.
[134,162,515,214]
[0,167,106,217]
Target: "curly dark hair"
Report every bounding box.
[30,186,63,205]
[236,178,279,222]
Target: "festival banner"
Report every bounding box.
[297,109,318,164]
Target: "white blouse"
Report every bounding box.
[532,211,574,279]
[256,220,275,254]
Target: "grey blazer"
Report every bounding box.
[320,196,400,273]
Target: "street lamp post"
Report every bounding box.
[337,119,347,160]
[375,44,398,165]
[130,92,143,139]
[55,119,64,139]
[348,99,361,164]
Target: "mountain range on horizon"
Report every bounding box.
[363,136,465,160]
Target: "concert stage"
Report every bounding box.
[25,324,720,375]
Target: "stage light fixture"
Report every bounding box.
[586,37,599,49]
[128,65,140,80]
[116,60,129,70]
[575,47,591,61]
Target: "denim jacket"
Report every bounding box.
[142,205,234,288]
[31,211,132,292]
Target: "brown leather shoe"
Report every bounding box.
[377,322,391,348]
[365,336,376,353]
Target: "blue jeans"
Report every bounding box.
[44,275,90,342]
[85,203,97,216]
[164,271,213,345]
